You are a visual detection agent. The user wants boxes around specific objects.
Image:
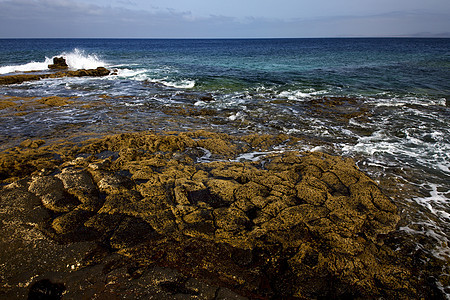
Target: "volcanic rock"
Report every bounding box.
[0,67,110,85]
[48,57,69,70]
[0,131,440,299]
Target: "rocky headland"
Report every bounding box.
[0,130,443,299]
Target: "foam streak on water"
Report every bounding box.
[341,96,450,279]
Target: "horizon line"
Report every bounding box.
[1,36,450,39]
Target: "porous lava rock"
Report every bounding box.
[0,131,431,298]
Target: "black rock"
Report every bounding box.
[48,57,68,70]
[28,279,65,300]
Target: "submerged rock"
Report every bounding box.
[0,130,443,298]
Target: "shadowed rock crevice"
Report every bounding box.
[28,279,65,300]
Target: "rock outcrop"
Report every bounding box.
[0,67,110,85]
[48,57,69,70]
[0,131,432,298]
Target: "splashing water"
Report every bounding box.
[0,48,106,74]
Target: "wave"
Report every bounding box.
[0,48,106,75]
[162,79,195,89]
[375,96,447,107]
[63,49,106,70]
[278,89,328,100]
[112,68,195,89]
[0,58,53,75]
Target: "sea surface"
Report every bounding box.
[1,38,449,295]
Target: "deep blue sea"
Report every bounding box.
[1,38,449,294]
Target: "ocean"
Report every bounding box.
[1,38,449,295]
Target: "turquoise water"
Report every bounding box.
[0,38,449,295]
[1,38,449,97]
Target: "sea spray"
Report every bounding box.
[0,48,106,74]
[0,58,53,74]
[62,48,106,70]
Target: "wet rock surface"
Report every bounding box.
[0,67,110,85]
[0,131,444,299]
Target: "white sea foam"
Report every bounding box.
[114,69,195,89]
[114,68,149,80]
[342,123,450,268]
[0,48,106,75]
[399,223,450,261]
[278,90,310,100]
[375,96,447,108]
[161,79,195,89]
[233,150,285,162]
[196,147,212,163]
[414,184,450,216]
[63,49,106,70]
[0,58,53,74]
[228,111,245,121]
[278,89,328,100]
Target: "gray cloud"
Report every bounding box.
[0,0,449,37]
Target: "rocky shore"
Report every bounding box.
[0,67,111,85]
[0,57,111,85]
[0,130,444,299]
[0,59,447,299]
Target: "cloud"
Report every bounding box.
[0,0,449,37]
[305,10,450,37]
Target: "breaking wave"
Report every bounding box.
[0,48,106,74]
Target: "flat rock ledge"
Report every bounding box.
[0,67,110,85]
[0,131,427,299]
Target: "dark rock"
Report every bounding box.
[67,67,110,77]
[200,94,214,102]
[231,248,253,266]
[1,181,50,225]
[28,279,65,300]
[52,209,92,234]
[97,173,134,194]
[109,217,156,249]
[159,280,199,295]
[41,191,80,213]
[84,213,124,233]
[0,67,110,85]
[0,73,41,85]
[216,287,248,300]
[48,57,68,70]
[184,278,219,299]
[214,207,251,232]
[57,168,96,194]
[56,168,100,211]
[20,139,45,149]
[29,176,65,196]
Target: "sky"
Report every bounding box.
[0,0,449,38]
